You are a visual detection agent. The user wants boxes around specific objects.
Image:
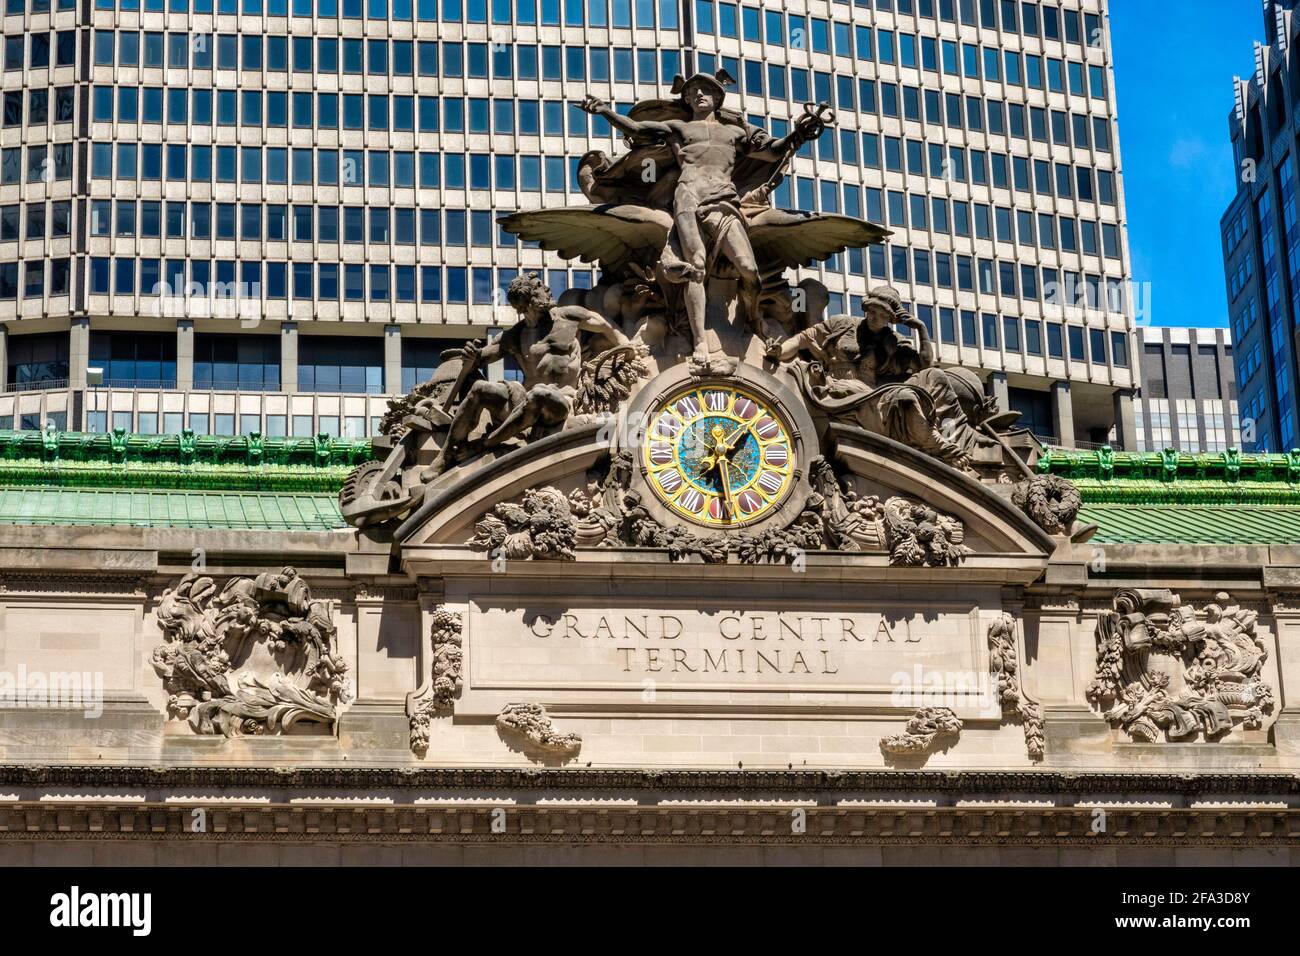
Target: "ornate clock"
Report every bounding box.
[641,381,797,529]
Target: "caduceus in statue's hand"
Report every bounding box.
[577,72,830,368]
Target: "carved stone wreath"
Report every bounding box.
[1087,588,1274,743]
[150,567,350,737]
[468,453,971,568]
[1012,474,1082,536]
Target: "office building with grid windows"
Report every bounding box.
[1131,325,1239,454]
[0,0,1135,446]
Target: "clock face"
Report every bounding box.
[642,382,796,529]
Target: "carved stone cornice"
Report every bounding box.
[1,765,1298,797]
[0,573,147,595]
[1022,595,1081,613]
[353,585,419,603]
[1269,591,1300,613]
[1,802,1300,845]
[310,587,359,603]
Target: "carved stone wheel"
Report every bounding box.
[340,460,411,527]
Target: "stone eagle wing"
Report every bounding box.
[496,205,672,275]
[747,209,891,273]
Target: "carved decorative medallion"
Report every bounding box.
[150,568,351,736]
[1087,589,1274,742]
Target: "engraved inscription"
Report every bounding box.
[465,601,981,701]
[525,611,921,676]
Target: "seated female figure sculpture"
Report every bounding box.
[766,286,1003,470]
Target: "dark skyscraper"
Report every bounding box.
[1221,0,1300,451]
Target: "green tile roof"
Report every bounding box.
[1038,446,1300,502]
[1041,447,1300,545]
[0,429,362,531]
[0,428,371,494]
[0,486,345,531]
[1079,503,1300,545]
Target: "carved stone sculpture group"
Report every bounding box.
[336,71,1067,545]
[1087,589,1274,743]
[151,567,350,737]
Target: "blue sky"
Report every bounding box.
[1111,0,1262,328]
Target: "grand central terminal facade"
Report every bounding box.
[0,72,1294,866]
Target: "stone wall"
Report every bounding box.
[0,523,1298,858]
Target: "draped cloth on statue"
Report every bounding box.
[788,362,986,466]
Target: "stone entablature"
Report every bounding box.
[0,531,1291,775]
[0,767,1299,850]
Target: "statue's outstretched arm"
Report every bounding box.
[766,326,821,364]
[750,104,833,161]
[749,131,801,163]
[577,95,672,140]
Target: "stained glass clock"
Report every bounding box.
[641,382,797,529]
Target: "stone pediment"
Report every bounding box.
[394,375,1055,587]
[393,422,610,548]
[825,425,1057,568]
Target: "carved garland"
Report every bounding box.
[468,454,971,568]
[496,703,583,757]
[406,608,464,754]
[150,568,350,737]
[880,707,962,755]
[987,614,1045,759]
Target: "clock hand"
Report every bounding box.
[717,458,736,519]
[699,424,724,472]
[722,421,749,449]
